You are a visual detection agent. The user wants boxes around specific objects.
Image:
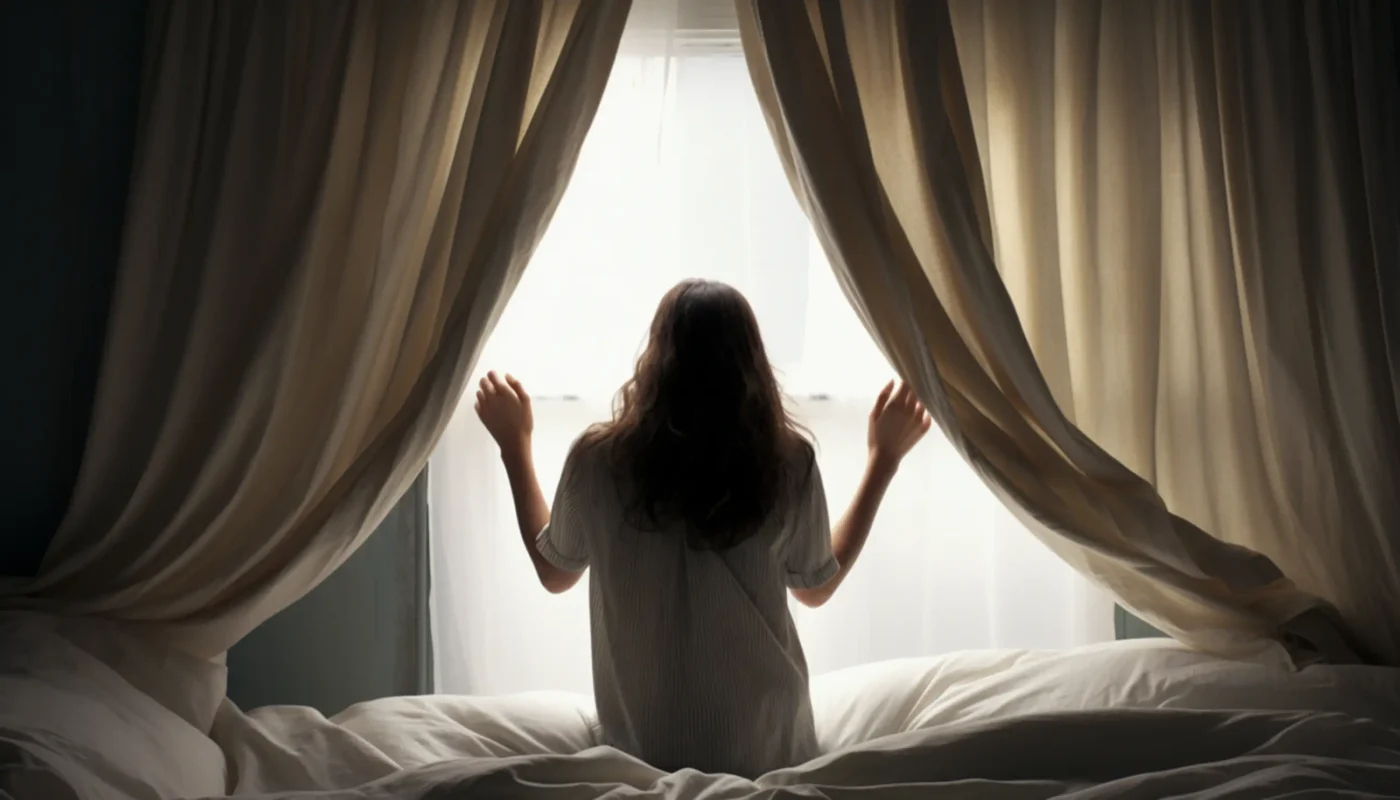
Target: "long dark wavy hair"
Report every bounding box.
[582,279,812,550]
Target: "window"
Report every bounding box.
[428,0,1113,696]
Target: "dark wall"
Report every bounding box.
[0,1,432,712]
[1116,606,1167,640]
[0,0,148,576]
[226,474,433,715]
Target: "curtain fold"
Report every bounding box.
[0,0,630,660]
[737,0,1370,667]
[949,0,1400,666]
[430,1,1115,693]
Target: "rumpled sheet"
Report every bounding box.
[222,708,1400,799]
[5,610,1400,799]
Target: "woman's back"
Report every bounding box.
[472,279,931,776]
[536,439,836,777]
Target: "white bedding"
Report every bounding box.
[4,612,1400,799]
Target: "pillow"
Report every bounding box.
[0,612,228,800]
[809,638,1400,753]
[210,691,599,794]
[334,691,600,765]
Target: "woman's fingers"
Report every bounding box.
[871,380,895,418]
[487,370,510,397]
[504,373,529,406]
[902,383,928,416]
[887,381,910,413]
[875,380,927,428]
[897,380,917,409]
[480,370,526,402]
[896,386,930,439]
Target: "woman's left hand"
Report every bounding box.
[867,379,932,471]
[475,371,533,457]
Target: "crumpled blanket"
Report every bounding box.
[5,611,1400,799]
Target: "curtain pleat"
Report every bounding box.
[738,0,1373,667]
[950,0,1400,666]
[0,0,631,661]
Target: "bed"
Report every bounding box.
[3,610,1400,799]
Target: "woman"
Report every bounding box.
[474,279,930,777]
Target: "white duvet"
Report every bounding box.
[3,611,1400,799]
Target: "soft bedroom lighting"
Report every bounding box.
[428,0,1113,696]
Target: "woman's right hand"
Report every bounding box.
[475,371,534,459]
[867,380,932,471]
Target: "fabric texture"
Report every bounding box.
[8,609,1400,798]
[947,0,1400,666]
[533,438,832,778]
[430,1,1114,699]
[0,0,631,662]
[0,612,229,800]
[734,0,1374,668]
[809,638,1400,755]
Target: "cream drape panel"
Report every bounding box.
[0,0,629,660]
[737,0,1363,668]
[949,0,1399,665]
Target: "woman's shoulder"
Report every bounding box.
[564,424,618,479]
[569,423,609,457]
[782,435,819,489]
[788,435,816,464]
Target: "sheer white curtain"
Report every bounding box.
[429,0,1114,697]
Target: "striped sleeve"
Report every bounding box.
[783,453,838,589]
[535,438,591,572]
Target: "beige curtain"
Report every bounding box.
[0,0,630,660]
[737,0,1372,667]
[950,0,1400,665]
